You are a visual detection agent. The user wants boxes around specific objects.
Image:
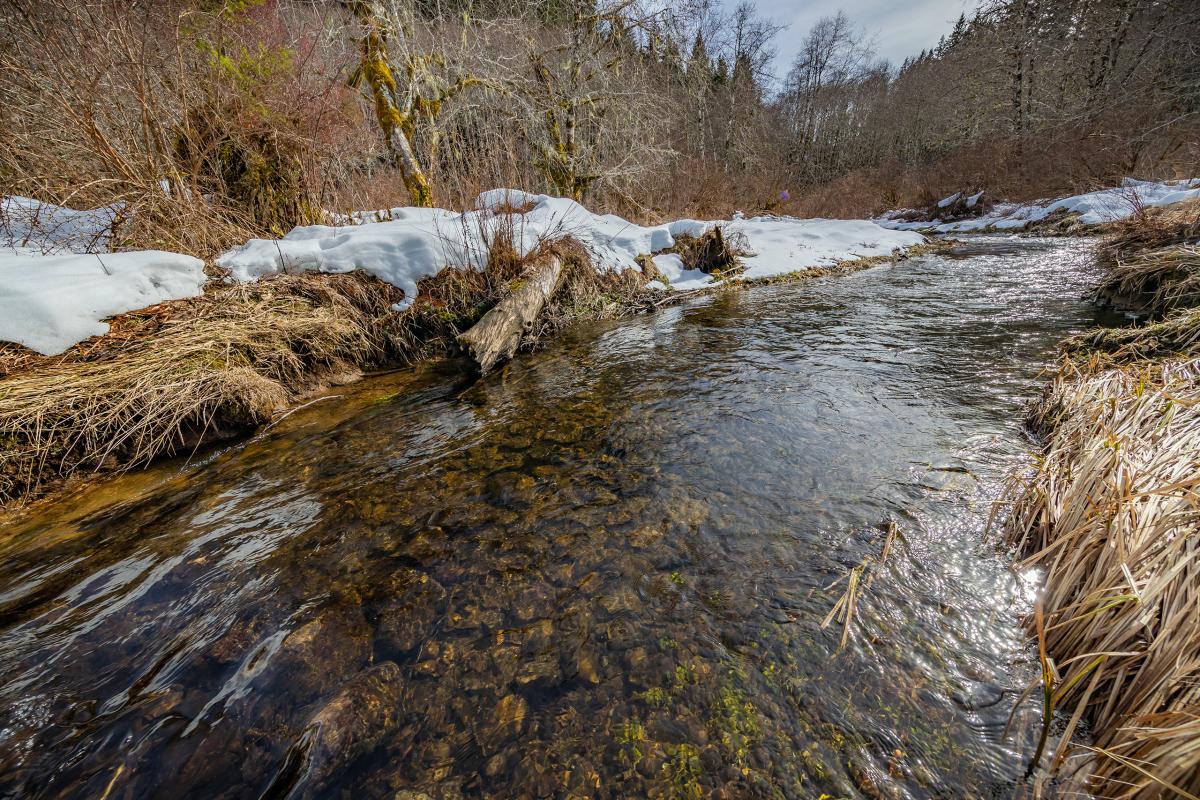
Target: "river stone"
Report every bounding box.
[493,693,528,737]
[515,653,559,687]
[284,661,406,798]
[599,586,642,616]
[374,570,446,655]
[270,601,373,704]
[574,650,601,685]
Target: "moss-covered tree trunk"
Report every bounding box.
[343,0,434,208]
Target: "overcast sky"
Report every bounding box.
[720,0,974,77]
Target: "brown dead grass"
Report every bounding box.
[1002,354,1200,799]
[1068,307,1200,365]
[1093,202,1200,317]
[0,272,409,505]
[0,231,669,507]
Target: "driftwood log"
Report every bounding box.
[458,254,563,374]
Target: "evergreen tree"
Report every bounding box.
[713,55,729,85]
[689,30,708,75]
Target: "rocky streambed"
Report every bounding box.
[0,236,1121,799]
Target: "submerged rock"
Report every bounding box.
[273,661,407,799]
[374,569,446,656]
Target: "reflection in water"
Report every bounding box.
[0,236,1112,799]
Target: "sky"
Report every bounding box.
[721,0,974,76]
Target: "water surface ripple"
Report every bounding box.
[0,236,1113,799]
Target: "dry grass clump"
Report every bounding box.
[1100,201,1200,265]
[1094,202,1200,317]
[1067,307,1200,365]
[1002,353,1200,798]
[668,227,750,276]
[1093,246,1200,319]
[0,229,667,506]
[0,273,407,504]
[530,238,657,343]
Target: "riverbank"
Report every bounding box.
[1001,201,1200,798]
[0,192,925,508]
[877,179,1200,237]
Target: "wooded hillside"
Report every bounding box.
[1,0,1196,256]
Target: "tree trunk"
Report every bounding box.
[458,254,563,374]
[343,0,434,208]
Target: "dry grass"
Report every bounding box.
[668,227,750,276]
[1067,307,1200,365]
[0,273,408,504]
[1094,202,1200,317]
[1093,246,1200,319]
[1100,201,1200,265]
[530,239,661,342]
[0,230,670,506]
[1001,351,1200,798]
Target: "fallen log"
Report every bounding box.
[457,253,563,374]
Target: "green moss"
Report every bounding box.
[636,687,669,708]
[800,747,828,779]
[661,743,704,800]
[617,716,647,765]
[710,674,761,769]
[670,663,698,694]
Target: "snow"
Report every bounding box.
[221,190,923,301]
[2,196,121,255]
[222,191,712,305]
[965,190,985,208]
[0,195,206,355]
[937,192,962,209]
[726,216,922,280]
[0,251,206,355]
[877,178,1200,234]
[651,253,713,290]
[0,189,922,358]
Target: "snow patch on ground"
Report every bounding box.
[651,253,713,290]
[727,216,921,280]
[0,251,206,355]
[222,190,711,304]
[937,192,962,209]
[221,190,922,301]
[0,189,923,356]
[2,196,121,255]
[878,178,1200,234]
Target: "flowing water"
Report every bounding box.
[0,236,1119,800]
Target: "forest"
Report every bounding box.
[2,0,1197,258]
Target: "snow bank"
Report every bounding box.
[2,196,121,255]
[221,189,922,302]
[221,190,709,308]
[878,178,1200,234]
[0,251,206,355]
[726,216,921,280]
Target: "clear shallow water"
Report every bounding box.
[0,236,1115,800]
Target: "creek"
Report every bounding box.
[0,236,1120,799]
